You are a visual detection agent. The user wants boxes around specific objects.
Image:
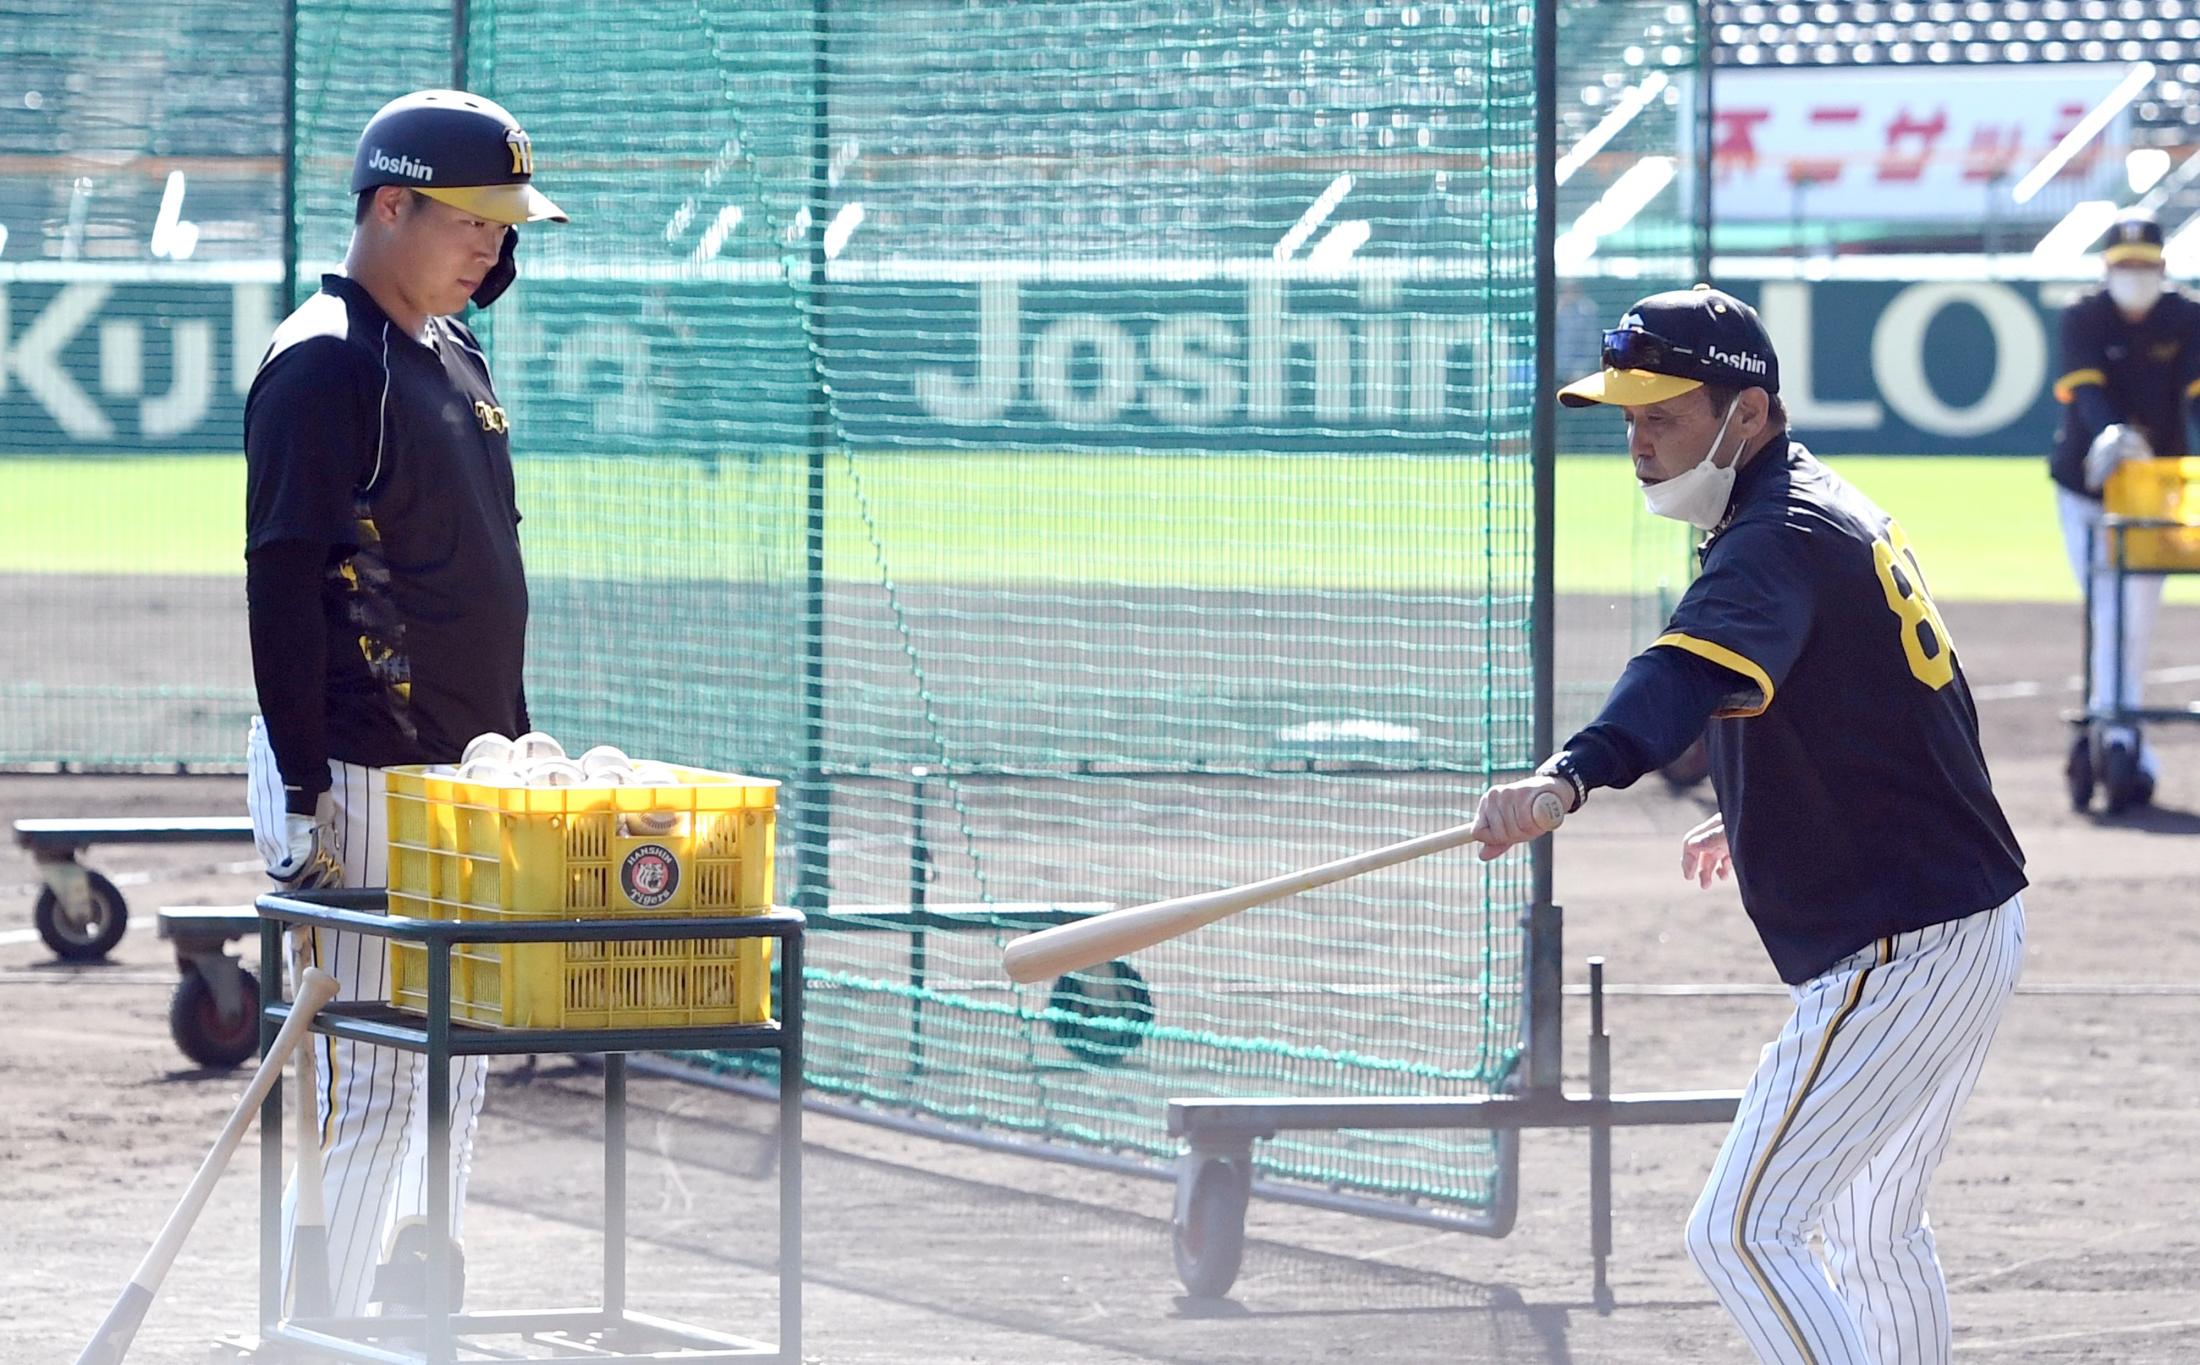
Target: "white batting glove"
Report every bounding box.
[268,793,342,890]
[2084,423,2152,492]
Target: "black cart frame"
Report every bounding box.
[2068,514,2200,812]
[2083,514,2200,731]
[250,889,804,1364]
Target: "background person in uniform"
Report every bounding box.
[2048,209,2200,811]
[1471,286,2027,1365]
[243,88,566,1317]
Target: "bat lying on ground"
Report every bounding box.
[1002,792,1565,985]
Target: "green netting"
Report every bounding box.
[0,0,1704,1216]
[1551,5,1703,736]
[0,2,283,766]
[416,0,1548,1209]
[0,3,1692,767]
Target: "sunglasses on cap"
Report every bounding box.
[1601,327,1725,380]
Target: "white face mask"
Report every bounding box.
[2108,270,2164,319]
[1641,399,1740,530]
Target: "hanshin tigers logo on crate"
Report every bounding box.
[620,844,681,908]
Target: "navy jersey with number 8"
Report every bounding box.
[1658,437,2026,983]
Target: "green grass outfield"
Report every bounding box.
[2,452,2194,603]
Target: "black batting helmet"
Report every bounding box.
[351,89,567,225]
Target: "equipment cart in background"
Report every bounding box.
[2068,458,2200,813]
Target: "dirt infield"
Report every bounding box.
[3,600,2196,1363]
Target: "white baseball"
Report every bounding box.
[461,732,515,767]
[511,731,567,764]
[457,759,518,785]
[578,745,635,782]
[524,758,586,787]
[627,762,681,834]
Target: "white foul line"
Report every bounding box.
[1970,662,2200,703]
[1956,1315,2200,1352]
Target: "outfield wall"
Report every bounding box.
[0,268,2091,457]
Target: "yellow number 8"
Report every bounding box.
[1872,521,1954,690]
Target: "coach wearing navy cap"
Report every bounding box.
[1557,284,1785,529]
[1473,284,2028,1363]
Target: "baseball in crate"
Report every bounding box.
[384,730,779,1030]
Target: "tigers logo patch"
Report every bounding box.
[620,844,680,908]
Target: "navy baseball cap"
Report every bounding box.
[2101,211,2164,266]
[351,89,567,226]
[1558,284,1779,408]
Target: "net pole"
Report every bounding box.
[1526,0,1564,1097]
[795,0,833,911]
[451,0,469,91]
[281,0,298,310]
[1693,0,1714,284]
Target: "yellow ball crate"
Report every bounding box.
[383,764,778,1029]
[2105,457,2200,571]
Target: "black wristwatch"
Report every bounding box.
[1535,752,1589,813]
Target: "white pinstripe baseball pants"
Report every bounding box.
[1685,895,2025,1364]
[247,717,489,1315]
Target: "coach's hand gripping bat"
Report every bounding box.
[1001,792,1565,985]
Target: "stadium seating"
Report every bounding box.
[1711,1,2200,143]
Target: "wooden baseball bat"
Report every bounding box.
[290,1001,332,1318]
[1002,792,1566,986]
[76,967,340,1365]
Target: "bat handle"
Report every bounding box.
[1531,789,1567,834]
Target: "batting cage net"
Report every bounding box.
[1549,10,1705,737]
[3,0,1703,1215]
[0,2,284,767]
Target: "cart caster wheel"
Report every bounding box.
[2064,733,2095,812]
[1659,735,1710,790]
[1046,960,1154,1066]
[170,967,262,1069]
[2101,741,2145,815]
[1173,1156,1251,1299]
[34,870,128,961]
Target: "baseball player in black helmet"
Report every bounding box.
[243,88,564,1318]
[2048,209,2198,811]
[1473,286,2027,1364]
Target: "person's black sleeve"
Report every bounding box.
[2071,384,2118,439]
[246,540,333,814]
[244,338,375,554]
[1559,648,1758,792]
[2179,295,2200,454]
[2054,300,2121,451]
[243,334,374,811]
